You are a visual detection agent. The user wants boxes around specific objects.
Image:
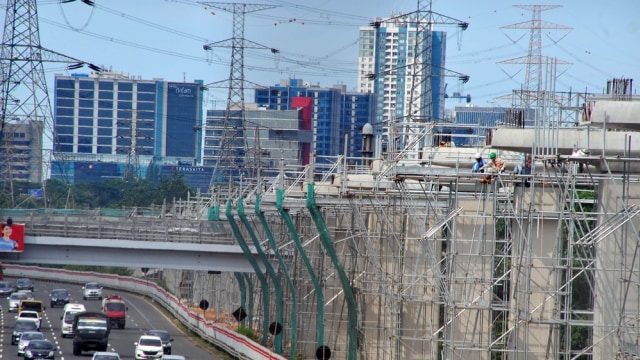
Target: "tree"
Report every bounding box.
[157,171,194,204]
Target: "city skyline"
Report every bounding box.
[4,0,637,113]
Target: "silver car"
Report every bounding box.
[7,292,29,312]
[18,331,45,355]
[92,352,121,360]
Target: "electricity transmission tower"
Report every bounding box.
[202,2,276,189]
[406,0,469,124]
[499,5,571,108]
[498,5,572,156]
[0,0,100,206]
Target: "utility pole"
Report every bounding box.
[0,0,101,207]
[202,2,277,190]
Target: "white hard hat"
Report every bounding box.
[474,153,481,159]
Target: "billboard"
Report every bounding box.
[1,219,25,252]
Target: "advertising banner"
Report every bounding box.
[1,219,25,252]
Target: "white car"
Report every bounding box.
[17,331,45,355]
[16,310,41,330]
[161,356,186,360]
[82,282,103,300]
[7,292,29,312]
[134,335,164,360]
[61,304,86,338]
[92,351,121,360]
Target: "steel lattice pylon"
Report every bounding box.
[202,2,276,189]
[1,0,98,206]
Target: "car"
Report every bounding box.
[82,282,103,300]
[16,310,42,330]
[17,331,45,356]
[60,304,86,338]
[23,339,56,360]
[134,335,164,360]
[11,318,39,345]
[0,280,15,296]
[15,278,34,292]
[92,352,121,360]
[15,289,35,299]
[146,329,173,354]
[161,356,186,360]
[50,288,71,308]
[7,291,29,312]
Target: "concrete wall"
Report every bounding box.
[593,181,640,359]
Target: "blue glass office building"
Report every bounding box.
[52,72,203,183]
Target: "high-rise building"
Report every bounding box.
[358,18,447,133]
[52,72,204,183]
[203,105,312,182]
[0,120,43,183]
[254,79,375,164]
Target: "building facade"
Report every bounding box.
[254,79,374,164]
[358,18,446,133]
[52,72,204,183]
[0,120,43,183]
[203,106,311,183]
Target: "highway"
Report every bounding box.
[0,277,221,360]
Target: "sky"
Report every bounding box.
[4,0,640,111]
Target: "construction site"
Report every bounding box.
[2,0,640,359]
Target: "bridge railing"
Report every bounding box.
[0,209,236,245]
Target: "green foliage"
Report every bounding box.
[44,264,134,276]
[37,174,195,209]
[236,325,260,342]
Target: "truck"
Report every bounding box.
[72,311,110,355]
[101,295,127,329]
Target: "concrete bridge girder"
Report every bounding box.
[8,236,263,273]
[491,128,640,157]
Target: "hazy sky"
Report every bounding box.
[6,0,639,110]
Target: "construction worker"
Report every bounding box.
[514,153,532,175]
[479,152,506,184]
[471,153,486,173]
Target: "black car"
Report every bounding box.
[49,288,71,308]
[23,339,56,360]
[0,280,14,296]
[15,278,34,292]
[146,329,173,354]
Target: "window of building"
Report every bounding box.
[57,79,75,89]
[79,80,94,90]
[97,146,111,154]
[77,145,92,153]
[99,81,114,90]
[56,98,74,107]
[118,82,133,91]
[78,117,93,126]
[137,83,155,92]
[97,127,112,136]
[118,91,133,101]
[99,91,113,100]
[55,125,74,134]
[79,89,94,100]
[79,99,93,109]
[56,89,74,98]
[56,117,74,126]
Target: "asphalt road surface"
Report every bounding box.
[0,277,222,360]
